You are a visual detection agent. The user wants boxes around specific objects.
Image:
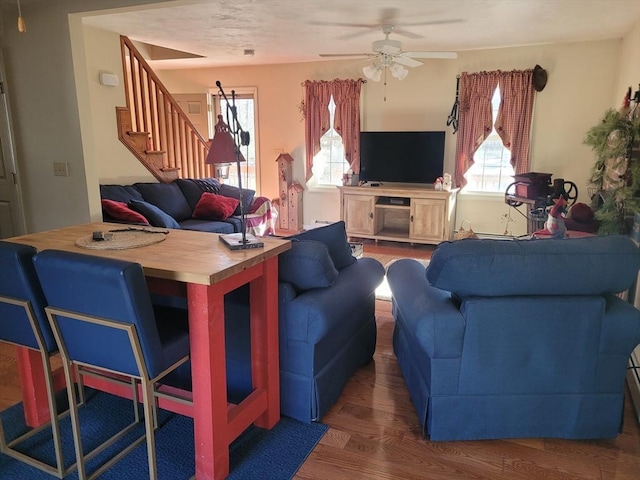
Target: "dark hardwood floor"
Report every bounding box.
[1,239,639,479]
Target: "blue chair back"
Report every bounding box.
[34,250,168,378]
[0,241,57,352]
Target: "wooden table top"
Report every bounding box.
[6,222,291,286]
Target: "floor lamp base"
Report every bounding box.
[219,233,265,250]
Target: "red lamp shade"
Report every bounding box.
[205,115,246,165]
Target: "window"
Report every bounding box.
[212,88,258,191]
[463,87,514,193]
[311,96,350,187]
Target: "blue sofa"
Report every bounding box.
[387,235,640,441]
[167,221,385,423]
[100,178,273,235]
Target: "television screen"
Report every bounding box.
[359,131,445,185]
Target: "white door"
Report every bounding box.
[0,51,26,238]
[173,93,209,138]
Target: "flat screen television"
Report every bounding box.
[359,131,445,185]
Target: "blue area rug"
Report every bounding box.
[0,389,327,479]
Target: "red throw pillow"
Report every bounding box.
[101,199,149,224]
[192,192,240,221]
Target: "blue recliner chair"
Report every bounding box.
[224,221,384,423]
[34,250,192,480]
[0,241,73,478]
[387,235,640,441]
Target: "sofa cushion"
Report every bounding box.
[178,219,235,234]
[192,192,239,221]
[426,235,640,298]
[128,200,181,229]
[134,182,193,221]
[101,199,149,225]
[223,216,243,233]
[288,221,356,270]
[100,184,144,203]
[278,240,339,292]
[218,184,255,216]
[174,178,221,211]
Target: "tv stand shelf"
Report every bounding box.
[338,185,458,245]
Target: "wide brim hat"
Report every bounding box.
[533,65,548,92]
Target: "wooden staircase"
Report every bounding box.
[116,36,212,183]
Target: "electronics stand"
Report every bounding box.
[338,185,458,245]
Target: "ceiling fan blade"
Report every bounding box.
[393,56,423,68]
[388,19,465,39]
[403,51,458,59]
[401,18,464,27]
[389,27,423,40]
[319,53,374,58]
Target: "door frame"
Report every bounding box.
[0,49,26,238]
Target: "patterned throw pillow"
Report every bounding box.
[192,192,240,221]
[101,199,149,225]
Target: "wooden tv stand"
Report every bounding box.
[338,185,458,245]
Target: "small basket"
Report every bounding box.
[454,220,478,240]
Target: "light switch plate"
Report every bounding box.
[53,161,69,177]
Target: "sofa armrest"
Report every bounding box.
[387,259,465,358]
[280,257,383,344]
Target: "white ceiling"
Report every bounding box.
[82,0,640,70]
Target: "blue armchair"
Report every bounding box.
[387,235,640,441]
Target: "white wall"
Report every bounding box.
[0,1,638,235]
[79,26,151,185]
[615,19,640,106]
[154,39,624,235]
[0,0,174,233]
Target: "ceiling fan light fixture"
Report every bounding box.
[363,63,382,82]
[389,63,408,80]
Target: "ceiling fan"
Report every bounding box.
[319,24,457,82]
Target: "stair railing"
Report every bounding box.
[118,36,212,182]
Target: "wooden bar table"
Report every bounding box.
[6,222,291,479]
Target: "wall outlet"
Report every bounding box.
[53,161,69,177]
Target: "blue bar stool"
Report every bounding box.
[0,241,75,477]
[34,250,193,480]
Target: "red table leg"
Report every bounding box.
[188,281,229,480]
[15,346,51,427]
[250,256,280,429]
[187,258,281,480]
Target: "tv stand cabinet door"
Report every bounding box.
[344,194,375,235]
[410,198,446,242]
